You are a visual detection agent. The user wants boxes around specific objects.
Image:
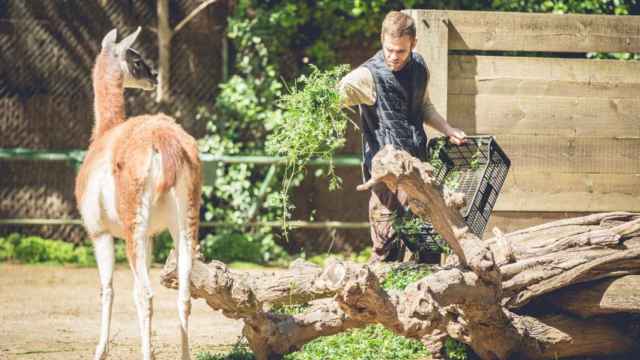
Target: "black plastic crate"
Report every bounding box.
[399,136,510,262]
[429,135,511,236]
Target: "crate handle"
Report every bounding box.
[478,183,494,212]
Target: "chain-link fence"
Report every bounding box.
[0,0,228,242]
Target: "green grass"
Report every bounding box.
[196,342,255,360]
[382,264,432,291]
[285,324,429,360]
[271,303,311,316]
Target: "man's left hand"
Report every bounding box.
[446,127,467,145]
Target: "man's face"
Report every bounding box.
[382,35,416,71]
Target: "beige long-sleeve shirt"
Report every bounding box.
[338,66,441,125]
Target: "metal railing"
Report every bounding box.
[1,148,370,229]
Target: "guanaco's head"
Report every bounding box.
[100,27,157,91]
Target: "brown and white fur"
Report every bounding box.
[75,27,201,360]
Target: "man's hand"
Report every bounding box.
[446,126,466,145]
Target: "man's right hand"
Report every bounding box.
[446,126,467,145]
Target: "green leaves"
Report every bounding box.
[265,64,352,227]
[267,64,351,185]
[0,233,133,266]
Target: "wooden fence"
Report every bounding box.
[406,10,640,231]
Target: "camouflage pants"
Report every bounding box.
[368,183,409,262]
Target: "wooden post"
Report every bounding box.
[405,10,449,134]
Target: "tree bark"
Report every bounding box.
[156,0,172,103]
[163,146,640,359]
[545,275,640,318]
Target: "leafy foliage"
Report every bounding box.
[267,64,351,189]
[0,233,123,266]
[266,65,352,226]
[0,233,173,266]
[200,231,267,264]
[444,337,471,360]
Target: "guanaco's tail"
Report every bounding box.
[151,126,200,195]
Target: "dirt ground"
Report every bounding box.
[0,263,250,359]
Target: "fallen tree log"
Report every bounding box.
[162,146,640,359]
[543,275,640,318]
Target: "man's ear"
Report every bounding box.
[411,38,417,50]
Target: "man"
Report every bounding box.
[339,11,466,262]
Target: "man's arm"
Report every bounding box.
[338,67,375,108]
[422,89,466,144]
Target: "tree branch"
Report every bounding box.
[174,0,220,34]
[357,145,500,284]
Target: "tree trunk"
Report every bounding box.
[156,0,172,103]
[162,146,640,359]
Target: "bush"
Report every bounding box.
[153,231,174,264]
[199,230,289,264]
[1,233,147,266]
[0,233,20,261]
[200,231,263,264]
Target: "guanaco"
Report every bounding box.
[75,27,201,360]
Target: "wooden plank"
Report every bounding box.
[449,55,640,98]
[492,135,640,174]
[503,172,640,196]
[449,94,640,137]
[406,9,448,119]
[494,171,640,212]
[451,77,640,99]
[446,56,640,137]
[450,55,640,84]
[495,189,640,212]
[416,10,640,53]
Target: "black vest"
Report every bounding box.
[359,50,429,180]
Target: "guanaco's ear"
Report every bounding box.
[116,26,141,56]
[101,28,118,50]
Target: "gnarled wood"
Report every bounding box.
[357,145,499,284]
[163,148,640,359]
[547,275,640,318]
[162,253,638,359]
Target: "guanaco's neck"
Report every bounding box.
[91,50,125,141]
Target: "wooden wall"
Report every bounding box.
[407,10,640,227]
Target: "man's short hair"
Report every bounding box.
[381,11,416,41]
